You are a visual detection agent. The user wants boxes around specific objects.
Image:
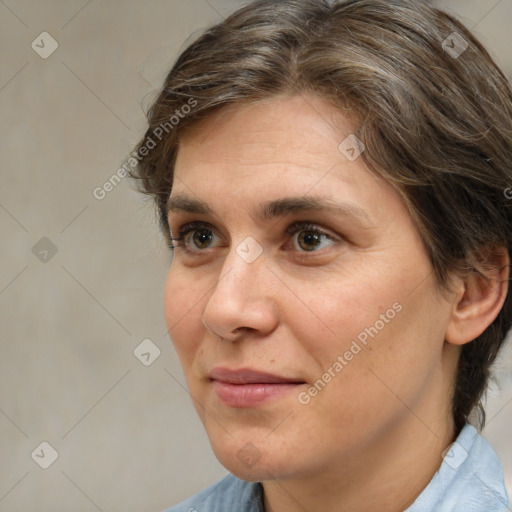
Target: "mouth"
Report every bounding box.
[208,367,306,407]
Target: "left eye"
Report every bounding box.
[286,222,337,252]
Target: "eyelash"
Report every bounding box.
[168,221,338,254]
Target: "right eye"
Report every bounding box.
[169,221,222,253]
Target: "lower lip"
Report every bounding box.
[211,380,304,407]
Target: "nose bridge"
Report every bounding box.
[214,242,266,303]
[202,242,277,339]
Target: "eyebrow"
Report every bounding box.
[166,193,371,224]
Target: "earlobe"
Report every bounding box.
[445,247,510,346]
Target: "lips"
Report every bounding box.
[209,367,305,384]
[209,367,306,407]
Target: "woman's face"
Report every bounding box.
[164,94,457,482]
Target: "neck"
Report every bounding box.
[262,409,455,512]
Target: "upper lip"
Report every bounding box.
[209,367,305,384]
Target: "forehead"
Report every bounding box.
[178,95,355,165]
[172,94,401,221]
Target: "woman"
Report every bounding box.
[132,0,512,510]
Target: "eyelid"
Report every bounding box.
[285,221,338,240]
[170,220,216,239]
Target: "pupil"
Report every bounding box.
[299,231,320,251]
[194,230,212,248]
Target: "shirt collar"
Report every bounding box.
[406,424,509,511]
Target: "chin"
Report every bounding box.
[209,434,307,483]
[228,465,270,483]
[210,444,268,481]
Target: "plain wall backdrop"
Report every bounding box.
[1,1,511,510]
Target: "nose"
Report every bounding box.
[201,247,279,342]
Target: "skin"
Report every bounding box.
[163,94,509,512]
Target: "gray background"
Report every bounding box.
[1,1,511,511]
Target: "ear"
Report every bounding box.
[445,247,510,346]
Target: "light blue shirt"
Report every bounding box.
[165,424,509,511]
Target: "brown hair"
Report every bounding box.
[132,0,512,433]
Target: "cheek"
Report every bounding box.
[163,268,204,365]
[308,278,446,414]
[291,253,443,383]
[289,264,399,356]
